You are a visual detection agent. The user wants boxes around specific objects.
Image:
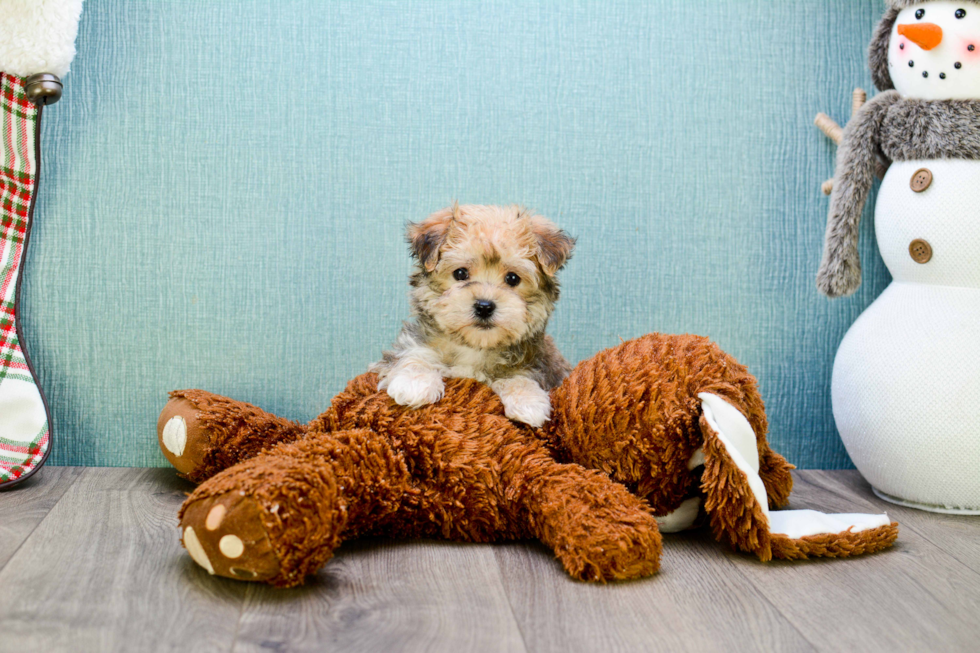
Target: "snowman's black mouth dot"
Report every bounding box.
[940,72,947,79]
[909,60,915,68]
[970,45,977,52]
[923,71,929,78]
[900,43,905,50]
[955,62,963,69]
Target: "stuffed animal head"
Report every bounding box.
[871,0,980,99]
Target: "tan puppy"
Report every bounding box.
[371,204,575,427]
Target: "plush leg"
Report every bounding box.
[332,372,663,582]
[157,390,312,483]
[546,333,780,517]
[178,427,411,587]
[698,393,898,560]
[513,450,662,581]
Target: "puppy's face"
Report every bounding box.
[407,205,575,349]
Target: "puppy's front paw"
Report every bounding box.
[492,376,551,428]
[384,370,445,408]
[504,398,551,428]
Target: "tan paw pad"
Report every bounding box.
[206,504,226,530]
[219,534,245,559]
[183,526,215,574]
[162,416,187,457]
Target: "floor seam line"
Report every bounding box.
[719,551,821,652]
[227,580,251,653]
[493,546,533,653]
[0,467,88,576]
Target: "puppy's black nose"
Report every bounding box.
[473,300,496,319]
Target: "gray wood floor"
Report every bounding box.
[1,468,978,653]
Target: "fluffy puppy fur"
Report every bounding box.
[370,204,575,427]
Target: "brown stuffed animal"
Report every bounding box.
[158,334,898,587]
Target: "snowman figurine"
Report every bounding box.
[818,0,980,512]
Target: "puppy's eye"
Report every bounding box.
[916,8,925,19]
[453,268,469,281]
[504,272,521,287]
[956,8,967,19]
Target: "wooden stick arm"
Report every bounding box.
[851,89,867,118]
[815,113,843,145]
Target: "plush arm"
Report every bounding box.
[158,390,311,483]
[816,90,900,298]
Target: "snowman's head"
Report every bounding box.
[871,0,980,99]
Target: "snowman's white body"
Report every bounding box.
[833,159,980,513]
[828,1,980,513]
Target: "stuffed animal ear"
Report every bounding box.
[407,204,459,272]
[697,392,898,561]
[528,214,575,276]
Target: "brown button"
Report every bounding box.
[910,168,933,192]
[909,239,933,264]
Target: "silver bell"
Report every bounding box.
[24,73,63,106]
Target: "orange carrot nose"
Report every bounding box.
[897,23,944,50]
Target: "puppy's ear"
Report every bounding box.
[407,204,458,272]
[530,215,575,276]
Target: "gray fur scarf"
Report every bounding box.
[817,93,980,297]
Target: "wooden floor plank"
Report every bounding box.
[724,470,980,653]
[3,468,978,652]
[827,470,980,575]
[494,534,814,653]
[0,468,247,653]
[0,466,85,570]
[232,538,528,653]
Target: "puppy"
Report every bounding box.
[370,204,575,427]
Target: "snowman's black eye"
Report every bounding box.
[453,268,469,281]
[916,9,925,19]
[504,272,521,287]
[956,9,967,19]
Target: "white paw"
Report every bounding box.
[385,370,445,408]
[502,396,551,428]
[493,377,551,428]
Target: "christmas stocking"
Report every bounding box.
[0,74,51,487]
[0,0,83,487]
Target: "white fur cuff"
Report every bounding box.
[0,0,84,78]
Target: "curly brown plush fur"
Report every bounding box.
[160,334,896,588]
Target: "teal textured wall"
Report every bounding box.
[25,0,892,468]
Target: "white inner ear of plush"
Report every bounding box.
[698,393,891,540]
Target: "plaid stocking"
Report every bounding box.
[0,73,51,488]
